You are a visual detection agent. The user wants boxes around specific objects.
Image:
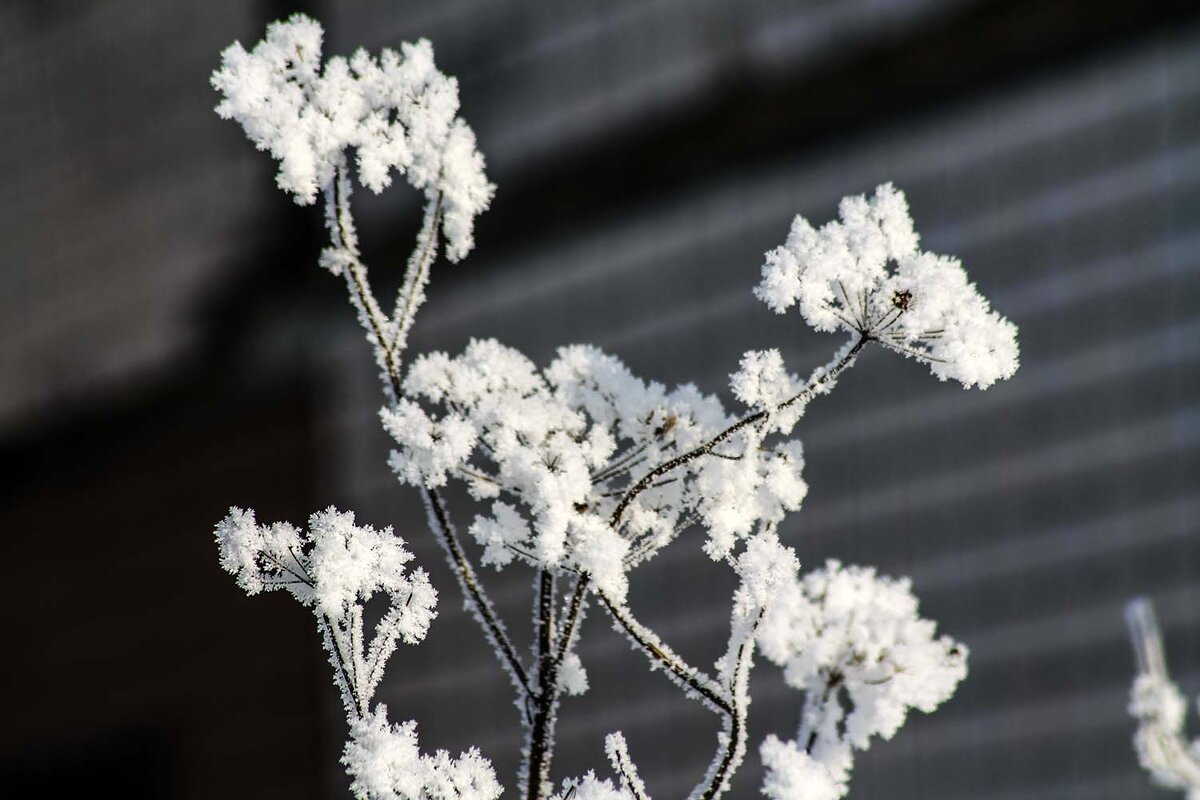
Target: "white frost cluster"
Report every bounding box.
[755,183,1018,389]
[382,339,811,599]
[551,774,634,800]
[1126,598,1200,798]
[756,561,967,800]
[215,507,437,718]
[344,706,503,800]
[216,506,435,633]
[729,349,805,434]
[212,14,493,260]
[760,735,844,800]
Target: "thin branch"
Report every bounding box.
[320,614,366,719]
[610,334,869,529]
[691,612,761,800]
[326,165,402,399]
[387,196,444,372]
[804,673,844,754]
[554,574,590,670]
[1126,598,1200,791]
[592,442,650,483]
[606,732,650,800]
[525,569,561,800]
[423,487,533,708]
[597,591,729,715]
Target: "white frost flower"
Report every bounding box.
[760,734,846,800]
[755,183,1018,389]
[733,529,800,613]
[212,14,493,260]
[381,399,477,490]
[344,706,503,800]
[560,652,590,697]
[756,560,966,799]
[215,507,437,714]
[552,774,634,800]
[385,339,811,594]
[215,506,308,599]
[305,508,431,632]
[470,501,532,568]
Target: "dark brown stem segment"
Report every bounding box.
[525,569,559,800]
[694,614,760,800]
[424,488,533,708]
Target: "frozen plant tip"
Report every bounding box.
[212,13,493,260]
[1126,598,1200,798]
[212,15,1019,800]
[755,183,1019,389]
[756,561,968,800]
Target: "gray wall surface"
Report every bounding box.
[3,2,1198,799]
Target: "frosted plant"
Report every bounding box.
[1125,598,1200,798]
[756,562,968,800]
[211,14,1019,800]
[755,183,1018,389]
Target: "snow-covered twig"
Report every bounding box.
[424,487,533,710]
[609,333,868,531]
[599,590,729,714]
[524,569,562,800]
[1126,598,1200,797]
[606,733,650,800]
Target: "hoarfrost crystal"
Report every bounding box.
[212,13,493,260]
[755,183,1018,389]
[755,561,967,800]
[344,707,503,800]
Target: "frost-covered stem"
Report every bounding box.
[326,165,400,398]
[320,614,367,719]
[554,574,590,668]
[1128,597,1170,678]
[388,197,443,370]
[691,613,760,800]
[610,334,869,529]
[606,733,650,800]
[423,487,533,711]
[525,569,561,800]
[597,591,730,714]
[1125,598,1200,790]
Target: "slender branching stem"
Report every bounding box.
[692,612,761,800]
[554,574,591,671]
[321,614,366,719]
[526,569,560,800]
[608,734,649,800]
[805,674,843,754]
[329,166,527,737]
[597,591,730,714]
[424,487,533,709]
[388,195,444,372]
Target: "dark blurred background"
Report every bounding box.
[3,1,1200,798]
